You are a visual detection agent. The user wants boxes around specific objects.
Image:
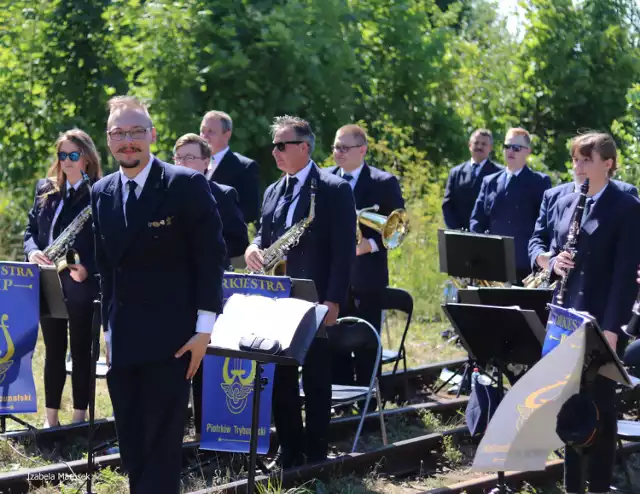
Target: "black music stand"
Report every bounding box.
[205,278,328,494]
[438,229,517,284]
[436,230,517,394]
[458,287,554,326]
[441,303,546,494]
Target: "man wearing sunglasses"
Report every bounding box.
[442,129,502,231]
[91,96,227,493]
[470,127,551,284]
[200,110,261,225]
[324,124,404,410]
[245,115,355,468]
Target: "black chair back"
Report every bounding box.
[327,319,378,352]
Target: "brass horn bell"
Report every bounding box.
[356,205,410,249]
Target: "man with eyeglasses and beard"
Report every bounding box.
[91,96,227,493]
[470,127,551,285]
[442,129,502,231]
[245,115,355,468]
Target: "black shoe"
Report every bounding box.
[267,449,304,470]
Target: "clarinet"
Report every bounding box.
[556,178,590,306]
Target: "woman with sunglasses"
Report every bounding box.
[24,129,103,427]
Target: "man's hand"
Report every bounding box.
[323,301,339,326]
[536,252,551,271]
[175,333,212,379]
[69,264,88,283]
[552,251,575,276]
[244,244,264,272]
[356,239,372,256]
[28,250,52,266]
[603,330,618,351]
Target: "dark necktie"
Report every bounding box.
[343,173,354,182]
[472,163,480,177]
[126,180,139,227]
[53,187,76,239]
[272,177,298,241]
[581,198,594,226]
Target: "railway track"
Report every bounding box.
[0,357,467,448]
[0,393,469,492]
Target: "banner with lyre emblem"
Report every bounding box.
[0,262,40,414]
[200,273,292,453]
[471,308,590,471]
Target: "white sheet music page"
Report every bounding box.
[210,294,315,350]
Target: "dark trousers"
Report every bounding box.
[40,304,93,410]
[331,290,382,387]
[272,337,331,464]
[107,356,190,494]
[564,375,617,493]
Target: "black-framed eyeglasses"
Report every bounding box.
[108,127,150,141]
[57,151,82,162]
[273,141,303,152]
[503,144,528,152]
[174,155,205,164]
[332,144,362,153]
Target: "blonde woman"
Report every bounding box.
[24,129,103,427]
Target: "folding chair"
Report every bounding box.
[325,316,388,452]
[379,288,414,401]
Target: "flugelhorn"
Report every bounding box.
[356,205,410,249]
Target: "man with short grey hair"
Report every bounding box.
[245,115,356,467]
[200,110,261,223]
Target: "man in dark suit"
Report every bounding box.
[442,129,502,230]
[172,133,248,438]
[200,110,261,224]
[324,124,404,393]
[92,96,227,493]
[173,133,249,263]
[245,116,356,468]
[528,178,638,273]
[470,127,552,284]
[549,132,640,494]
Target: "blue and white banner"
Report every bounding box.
[541,304,590,357]
[200,273,291,453]
[0,262,39,414]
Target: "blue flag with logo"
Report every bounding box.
[0,262,39,414]
[542,304,591,357]
[200,273,292,453]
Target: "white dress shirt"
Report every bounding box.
[208,147,230,176]
[104,155,216,350]
[282,160,314,228]
[340,164,379,253]
[49,179,86,245]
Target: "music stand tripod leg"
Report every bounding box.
[247,362,265,494]
[85,297,102,494]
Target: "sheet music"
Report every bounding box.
[210,294,315,350]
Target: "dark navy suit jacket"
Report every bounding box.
[209,181,249,261]
[549,182,640,336]
[325,163,404,292]
[442,159,503,230]
[254,163,355,306]
[528,180,638,269]
[24,178,98,306]
[470,166,551,271]
[91,158,227,368]
[211,151,260,224]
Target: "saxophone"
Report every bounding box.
[253,178,317,276]
[556,178,590,306]
[43,172,92,273]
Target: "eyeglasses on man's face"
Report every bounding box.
[108,127,150,141]
[332,144,362,154]
[174,154,205,164]
[273,141,304,152]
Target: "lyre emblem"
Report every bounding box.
[220,358,256,414]
[0,314,15,385]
